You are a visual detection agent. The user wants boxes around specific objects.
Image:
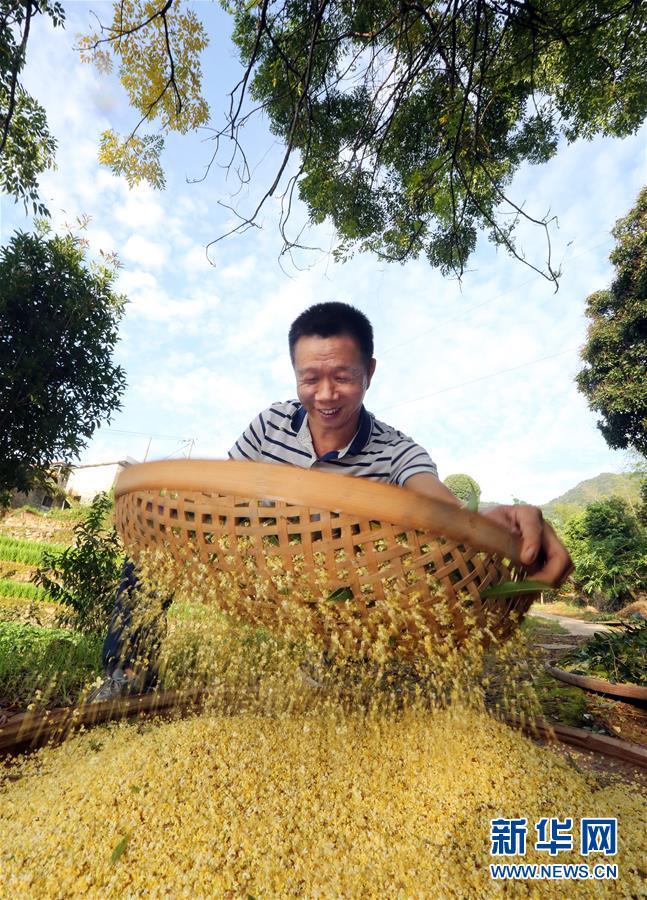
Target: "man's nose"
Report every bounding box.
[316,378,338,400]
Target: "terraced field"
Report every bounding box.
[0,507,103,713]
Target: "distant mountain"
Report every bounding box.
[467,472,643,519]
[540,472,643,522]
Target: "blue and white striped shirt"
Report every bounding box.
[229,400,438,486]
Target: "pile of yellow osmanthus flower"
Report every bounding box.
[1,558,645,896]
[1,702,645,897]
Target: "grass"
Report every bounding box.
[532,671,591,727]
[518,615,592,727]
[0,594,60,628]
[520,615,568,637]
[0,579,46,601]
[0,534,66,566]
[18,504,87,522]
[529,600,619,622]
[0,621,102,709]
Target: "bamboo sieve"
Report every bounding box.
[114,460,537,657]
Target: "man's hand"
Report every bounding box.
[483,505,573,588]
[404,474,573,588]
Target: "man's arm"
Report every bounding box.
[404,472,463,506]
[404,473,573,588]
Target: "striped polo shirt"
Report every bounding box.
[228,400,438,486]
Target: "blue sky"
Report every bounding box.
[2,1,645,504]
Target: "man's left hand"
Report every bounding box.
[483,505,573,588]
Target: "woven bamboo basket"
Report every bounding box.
[114,461,537,658]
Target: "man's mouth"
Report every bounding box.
[318,407,341,419]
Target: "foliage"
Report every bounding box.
[0,620,102,708]
[0,0,62,214]
[443,473,481,505]
[219,0,647,277]
[0,534,66,566]
[576,187,647,455]
[542,502,580,531]
[482,579,550,598]
[0,230,126,497]
[560,620,647,686]
[6,2,647,280]
[33,493,124,635]
[562,497,647,610]
[640,478,647,528]
[79,0,209,189]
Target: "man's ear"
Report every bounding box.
[366,358,377,387]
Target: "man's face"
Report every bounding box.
[293,334,376,437]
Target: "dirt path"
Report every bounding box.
[527,610,613,638]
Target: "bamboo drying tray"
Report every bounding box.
[546,666,647,703]
[114,460,537,657]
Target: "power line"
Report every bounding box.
[100,427,191,440]
[376,346,579,413]
[159,439,197,461]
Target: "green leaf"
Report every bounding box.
[111,833,130,864]
[465,487,479,513]
[482,580,551,598]
[326,586,354,602]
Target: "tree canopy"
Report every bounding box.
[84,0,647,280]
[576,187,647,456]
[442,473,481,504]
[0,230,126,498]
[0,0,62,215]
[3,2,647,278]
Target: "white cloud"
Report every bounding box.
[112,186,166,232]
[181,243,212,279]
[219,255,257,281]
[122,234,167,269]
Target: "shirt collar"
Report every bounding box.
[290,404,372,459]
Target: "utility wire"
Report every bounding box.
[159,439,195,461]
[376,346,579,413]
[99,427,191,440]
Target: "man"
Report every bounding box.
[89,302,572,701]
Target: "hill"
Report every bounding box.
[541,472,643,523]
[479,471,643,520]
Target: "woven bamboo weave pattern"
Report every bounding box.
[115,461,535,656]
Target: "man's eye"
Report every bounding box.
[336,377,351,384]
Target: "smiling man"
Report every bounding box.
[230,301,572,586]
[90,301,572,701]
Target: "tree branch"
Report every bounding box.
[0,0,35,156]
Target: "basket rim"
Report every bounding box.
[114,460,523,563]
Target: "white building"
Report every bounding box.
[64,458,139,504]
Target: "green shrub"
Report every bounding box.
[560,621,647,685]
[0,621,102,708]
[33,493,124,635]
[563,496,647,611]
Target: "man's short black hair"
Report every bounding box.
[288,302,374,365]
